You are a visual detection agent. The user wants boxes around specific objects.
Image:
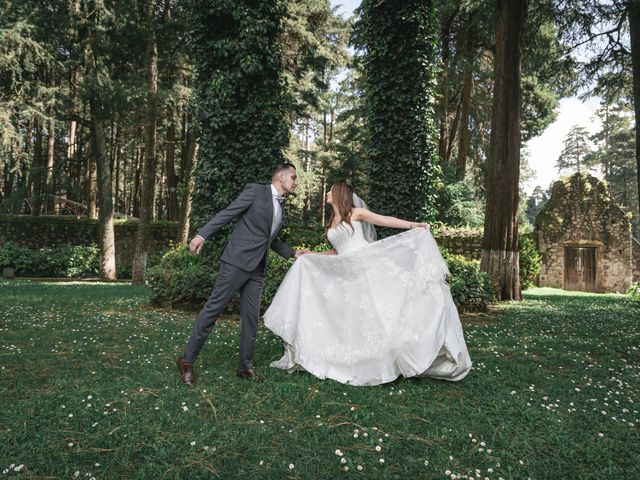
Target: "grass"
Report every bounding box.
[0,281,638,479]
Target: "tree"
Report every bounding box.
[628,0,640,220]
[588,100,638,232]
[556,124,592,174]
[187,0,290,230]
[555,0,639,218]
[132,0,159,285]
[354,0,440,235]
[480,0,528,301]
[526,184,550,226]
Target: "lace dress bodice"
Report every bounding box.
[327,221,371,255]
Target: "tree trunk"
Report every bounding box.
[45,116,56,212]
[87,151,98,218]
[165,112,179,221]
[30,118,44,215]
[133,147,142,217]
[114,122,121,212]
[68,67,80,201]
[456,17,475,180]
[445,97,461,162]
[90,102,117,280]
[628,0,640,219]
[177,130,198,244]
[437,7,459,163]
[132,0,159,285]
[480,0,527,301]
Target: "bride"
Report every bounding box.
[263,182,472,386]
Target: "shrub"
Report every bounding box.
[262,253,295,307]
[147,242,493,314]
[60,244,100,278]
[0,241,71,277]
[519,235,542,290]
[145,242,298,310]
[627,282,640,300]
[0,242,111,278]
[441,248,493,312]
[145,243,218,307]
[0,241,33,273]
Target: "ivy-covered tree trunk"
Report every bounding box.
[480,0,527,301]
[187,0,289,226]
[356,0,440,235]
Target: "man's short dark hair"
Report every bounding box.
[272,163,296,178]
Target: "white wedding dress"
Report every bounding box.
[263,221,472,386]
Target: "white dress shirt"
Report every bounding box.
[270,184,283,235]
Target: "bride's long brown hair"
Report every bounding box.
[325,181,355,234]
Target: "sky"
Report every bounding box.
[524,96,602,193]
[329,0,602,195]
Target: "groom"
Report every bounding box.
[176,163,305,385]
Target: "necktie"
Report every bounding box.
[272,195,284,234]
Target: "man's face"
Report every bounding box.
[280,168,298,194]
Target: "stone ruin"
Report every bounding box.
[535,173,640,293]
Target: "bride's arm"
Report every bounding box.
[352,207,429,230]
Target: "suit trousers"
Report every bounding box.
[182,260,265,369]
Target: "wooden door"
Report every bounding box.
[564,246,596,292]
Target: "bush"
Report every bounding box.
[262,253,294,307]
[0,241,33,273]
[147,242,493,314]
[0,241,80,277]
[519,235,541,291]
[145,242,297,310]
[60,244,100,277]
[0,242,105,278]
[627,282,640,300]
[145,243,218,307]
[441,248,494,313]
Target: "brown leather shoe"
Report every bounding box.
[176,357,196,386]
[236,368,263,383]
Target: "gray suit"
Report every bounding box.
[181,183,295,369]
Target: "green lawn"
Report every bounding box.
[0,281,638,479]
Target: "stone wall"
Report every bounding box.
[535,174,633,293]
[434,230,482,260]
[0,215,180,269]
[1,215,489,263]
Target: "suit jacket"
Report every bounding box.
[196,183,295,273]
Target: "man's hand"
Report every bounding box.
[293,249,311,259]
[189,236,204,255]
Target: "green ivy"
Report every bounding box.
[519,235,542,291]
[187,0,290,232]
[353,0,440,236]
